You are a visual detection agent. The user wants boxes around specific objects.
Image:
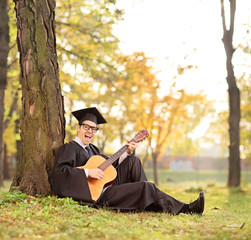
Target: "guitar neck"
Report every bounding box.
[97,129,149,171]
[98,141,134,171]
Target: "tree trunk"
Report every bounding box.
[0,89,4,187]
[15,117,21,175]
[142,147,149,168]
[0,0,9,187]
[11,0,65,196]
[3,144,10,179]
[227,86,240,186]
[151,151,158,186]
[220,0,240,187]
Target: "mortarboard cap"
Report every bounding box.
[71,107,107,125]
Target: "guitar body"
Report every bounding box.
[76,129,149,201]
[77,155,117,201]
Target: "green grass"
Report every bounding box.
[145,170,251,187]
[0,172,251,240]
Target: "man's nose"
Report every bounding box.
[87,127,93,133]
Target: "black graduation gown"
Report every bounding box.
[52,141,185,214]
[52,141,100,202]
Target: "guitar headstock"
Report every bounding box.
[133,129,149,143]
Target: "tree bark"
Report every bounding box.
[11,0,65,196]
[0,89,4,187]
[3,144,10,179]
[0,0,9,187]
[220,0,240,187]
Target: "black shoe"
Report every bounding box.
[188,191,205,215]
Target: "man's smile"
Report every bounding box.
[85,134,92,140]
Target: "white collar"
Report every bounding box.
[74,136,89,150]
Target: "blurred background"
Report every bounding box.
[1,0,250,187]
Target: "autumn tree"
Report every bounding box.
[56,0,122,76]
[2,0,123,176]
[0,0,9,187]
[236,20,251,164]
[139,88,209,185]
[54,0,122,146]
[207,75,251,167]
[107,53,210,185]
[239,76,251,162]
[220,0,240,187]
[11,0,65,196]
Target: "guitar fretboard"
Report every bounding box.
[98,141,135,171]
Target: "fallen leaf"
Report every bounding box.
[240,223,245,229]
[211,207,219,210]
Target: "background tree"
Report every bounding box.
[237,22,251,164]
[207,74,251,167]
[141,89,209,185]
[54,0,123,146]
[3,1,21,181]
[2,0,123,182]
[55,0,122,75]
[220,0,240,187]
[239,76,251,163]
[0,0,9,187]
[3,0,225,190]
[11,0,65,196]
[107,53,210,185]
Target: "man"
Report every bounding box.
[52,107,205,215]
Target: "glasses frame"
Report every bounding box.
[79,123,99,133]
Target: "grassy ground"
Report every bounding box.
[0,172,251,240]
[145,170,251,187]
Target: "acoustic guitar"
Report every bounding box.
[77,129,149,201]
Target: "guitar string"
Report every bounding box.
[98,134,147,171]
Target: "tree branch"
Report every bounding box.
[220,0,227,32]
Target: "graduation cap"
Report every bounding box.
[71,107,107,125]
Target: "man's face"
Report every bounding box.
[77,120,97,145]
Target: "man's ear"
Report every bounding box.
[76,124,81,133]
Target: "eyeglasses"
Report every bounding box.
[80,124,99,133]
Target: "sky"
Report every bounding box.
[113,0,251,141]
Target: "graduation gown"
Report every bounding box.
[52,141,185,214]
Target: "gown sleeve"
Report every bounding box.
[52,143,93,202]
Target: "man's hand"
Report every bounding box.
[126,141,137,154]
[88,168,104,180]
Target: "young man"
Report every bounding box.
[52,107,205,215]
